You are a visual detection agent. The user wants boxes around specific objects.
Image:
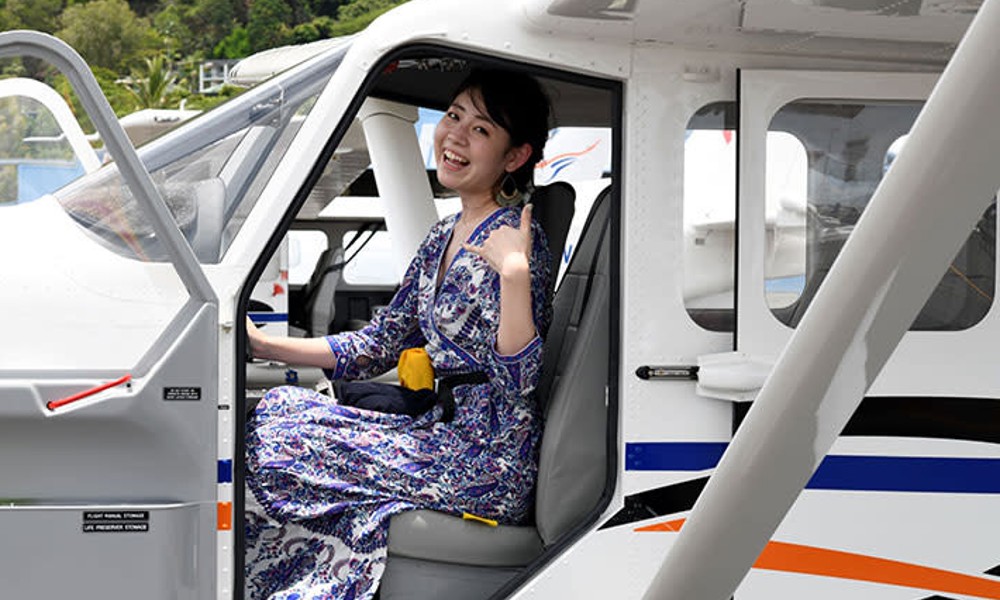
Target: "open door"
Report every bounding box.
[0,32,219,600]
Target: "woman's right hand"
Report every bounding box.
[463,203,533,277]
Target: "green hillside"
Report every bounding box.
[0,0,409,116]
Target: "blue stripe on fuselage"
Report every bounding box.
[249,312,288,323]
[625,442,1000,493]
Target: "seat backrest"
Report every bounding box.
[534,185,612,546]
[304,246,346,337]
[188,177,227,263]
[529,181,576,297]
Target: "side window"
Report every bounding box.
[684,102,737,331]
[536,126,612,284]
[341,229,399,286]
[288,229,328,286]
[0,92,91,204]
[767,100,995,330]
[762,131,809,309]
[683,104,808,330]
[49,47,346,265]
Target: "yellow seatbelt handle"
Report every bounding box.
[462,512,498,527]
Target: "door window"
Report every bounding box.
[765,100,994,330]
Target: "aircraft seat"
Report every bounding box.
[382,184,612,599]
[303,245,346,337]
[529,180,576,298]
[188,177,227,263]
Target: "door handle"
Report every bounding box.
[46,374,133,411]
[635,365,699,380]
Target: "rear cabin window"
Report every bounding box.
[768,100,995,331]
[341,229,398,286]
[684,102,737,331]
[684,100,995,332]
[288,229,328,286]
[683,103,807,330]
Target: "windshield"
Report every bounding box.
[54,39,352,264]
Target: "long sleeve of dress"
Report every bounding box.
[322,236,430,381]
[483,221,552,398]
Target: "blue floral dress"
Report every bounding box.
[245,206,552,599]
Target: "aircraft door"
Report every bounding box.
[0,32,219,600]
[736,69,1000,398]
[728,68,1000,600]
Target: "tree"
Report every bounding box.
[336,0,400,21]
[214,25,251,59]
[329,0,405,36]
[188,0,239,56]
[129,0,162,18]
[309,0,346,19]
[57,0,161,72]
[286,0,313,24]
[290,20,321,44]
[0,8,14,34]
[153,2,196,58]
[247,0,292,53]
[126,54,177,109]
[0,0,412,122]
[152,0,241,59]
[52,66,145,133]
[6,0,64,33]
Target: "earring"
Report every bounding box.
[496,172,522,207]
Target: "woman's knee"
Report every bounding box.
[254,385,306,418]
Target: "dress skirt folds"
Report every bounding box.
[245,207,552,599]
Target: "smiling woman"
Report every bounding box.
[434,70,549,209]
[243,67,554,599]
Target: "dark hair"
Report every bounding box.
[452,68,551,193]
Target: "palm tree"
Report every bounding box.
[126,54,176,109]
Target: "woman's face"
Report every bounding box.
[433,89,527,198]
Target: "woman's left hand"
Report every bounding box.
[463,203,533,277]
[246,316,268,359]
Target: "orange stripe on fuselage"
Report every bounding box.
[757,541,1000,599]
[635,518,1000,599]
[635,518,686,532]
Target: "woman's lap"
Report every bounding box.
[244,384,540,599]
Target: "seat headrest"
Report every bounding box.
[529,181,576,295]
